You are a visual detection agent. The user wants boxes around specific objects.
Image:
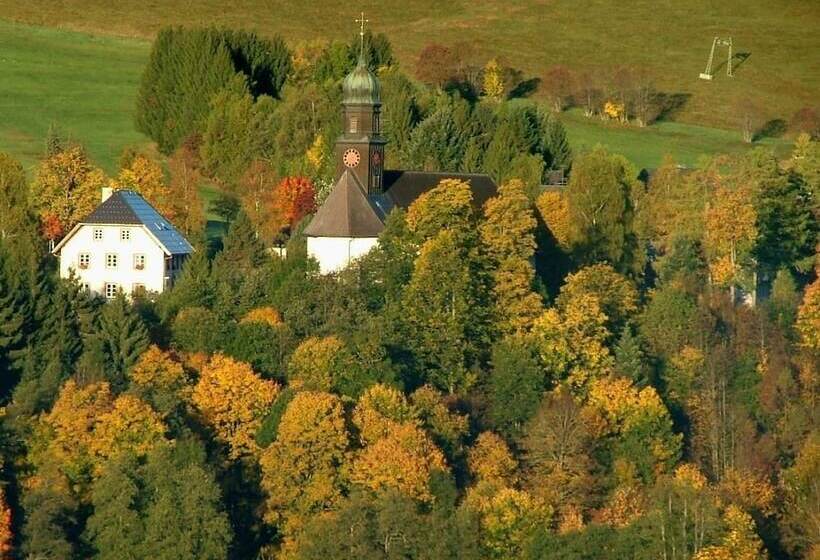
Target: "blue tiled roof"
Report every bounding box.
[83,190,193,255]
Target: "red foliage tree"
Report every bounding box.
[270,176,317,233]
[415,44,459,88]
[41,213,65,243]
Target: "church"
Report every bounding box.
[304,47,497,274]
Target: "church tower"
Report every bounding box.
[335,48,386,194]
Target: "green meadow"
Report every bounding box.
[0,21,150,173]
[0,13,801,176]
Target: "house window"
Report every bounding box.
[78,253,90,269]
[133,254,146,270]
[82,283,90,292]
[349,116,359,133]
[105,283,118,299]
[120,228,131,241]
[105,253,118,269]
[93,228,103,241]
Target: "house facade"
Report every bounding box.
[53,189,193,297]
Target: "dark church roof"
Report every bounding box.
[54,190,193,255]
[383,170,497,210]
[304,171,387,238]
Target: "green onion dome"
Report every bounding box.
[342,54,381,105]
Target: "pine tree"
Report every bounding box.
[614,325,650,387]
[97,293,150,390]
[0,248,25,395]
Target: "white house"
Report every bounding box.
[305,50,497,274]
[52,188,193,297]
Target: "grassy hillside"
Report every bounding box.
[1,0,817,132]
[0,18,795,177]
[0,21,150,173]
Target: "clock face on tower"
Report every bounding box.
[343,148,361,168]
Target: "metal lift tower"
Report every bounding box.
[699,37,733,80]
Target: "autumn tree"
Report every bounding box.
[352,383,416,445]
[704,183,757,299]
[406,178,476,243]
[556,263,639,337]
[796,277,820,351]
[269,176,317,234]
[531,295,614,391]
[542,65,574,112]
[260,391,349,538]
[780,432,820,558]
[0,487,11,560]
[468,432,518,486]
[415,43,460,88]
[350,421,448,502]
[32,145,106,235]
[402,229,489,393]
[166,141,205,236]
[482,59,506,101]
[238,159,277,239]
[535,190,572,252]
[129,345,192,416]
[286,335,361,396]
[113,152,175,220]
[520,390,596,523]
[191,353,279,458]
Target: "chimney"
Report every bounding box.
[101,187,113,202]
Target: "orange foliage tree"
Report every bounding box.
[269,176,317,233]
[191,354,280,458]
[350,422,448,502]
[0,487,11,559]
[240,307,283,328]
[467,431,518,485]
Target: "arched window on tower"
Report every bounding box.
[349,116,359,134]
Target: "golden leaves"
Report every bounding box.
[797,277,820,351]
[468,432,518,486]
[192,353,279,458]
[350,422,448,502]
[241,306,283,328]
[535,190,571,252]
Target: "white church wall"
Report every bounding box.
[307,236,379,274]
[59,224,168,296]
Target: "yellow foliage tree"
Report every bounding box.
[192,354,280,458]
[40,380,114,484]
[718,468,776,516]
[406,178,475,242]
[704,185,757,293]
[130,345,192,403]
[350,422,448,502]
[480,179,537,262]
[535,191,571,252]
[286,335,352,392]
[305,133,326,171]
[482,59,506,101]
[113,153,176,221]
[352,383,416,445]
[89,394,167,467]
[556,263,639,334]
[532,295,614,390]
[796,277,820,351]
[692,505,767,560]
[465,481,551,559]
[587,376,681,476]
[260,391,349,537]
[240,306,283,328]
[33,146,107,234]
[492,257,544,335]
[410,385,470,455]
[468,432,518,485]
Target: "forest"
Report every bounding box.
[0,26,818,560]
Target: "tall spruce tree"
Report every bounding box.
[97,293,150,390]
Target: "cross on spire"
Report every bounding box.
[355,12,369,58]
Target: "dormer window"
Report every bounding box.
[120,228,131,241]
[93,228,103,241]
[349,116,359,134]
